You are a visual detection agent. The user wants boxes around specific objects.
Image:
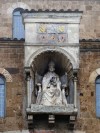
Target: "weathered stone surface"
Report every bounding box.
[89,70,98,83]
[23,12,82,44]
[27,104,76,114]
[96,68,100,75]
[0,68,12,82]
[0,42,24,132]
[78,42,100,133]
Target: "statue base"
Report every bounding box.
[26,104,78,130]
[26,104,77,115]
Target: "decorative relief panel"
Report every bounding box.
[37,24,68,44]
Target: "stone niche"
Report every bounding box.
[22,10,82,130]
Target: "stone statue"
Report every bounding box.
[36,61,68,106]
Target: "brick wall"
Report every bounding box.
[0,41,24,131]
[0,0,100,39]
[76,41,100,133]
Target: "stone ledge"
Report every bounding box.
[0,130,86,133]
[0,130,29,133]
[26,104,77,115]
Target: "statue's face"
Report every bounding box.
[49,65,55,72]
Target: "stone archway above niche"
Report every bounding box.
[25,46,79,70]
[89,68,100,84]
[0,68,12,82]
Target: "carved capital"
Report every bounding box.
[24,67,31,80]
[73,69,78,80]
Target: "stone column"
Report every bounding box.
[25,67,32,109]
[74,74,78,109]
[26,75,31,108]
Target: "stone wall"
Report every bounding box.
[0,0,100,39]
[0,41,25,132]
[76,41,100,133]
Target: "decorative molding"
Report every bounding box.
[89,68,100,84]
[22,9,83,13]
[0,68,12,82]
[0,38,25,41]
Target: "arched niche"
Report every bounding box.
[27,50,74,105]
[31,51,73,79]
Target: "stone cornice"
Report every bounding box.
[0,38,100,51]
[21,9,83,13]
[80,39,100,42]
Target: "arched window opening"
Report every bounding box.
[96,76,100,118]
[13,8,25,40]
[0,75,5,118]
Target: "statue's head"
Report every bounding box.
[48,61,55,72]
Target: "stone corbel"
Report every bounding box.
[48,115,55,125]
[68,115,76,130]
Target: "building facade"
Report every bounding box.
[0,0,100,133]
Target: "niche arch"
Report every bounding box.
[28,48,75,104]
[26,47,78,71]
